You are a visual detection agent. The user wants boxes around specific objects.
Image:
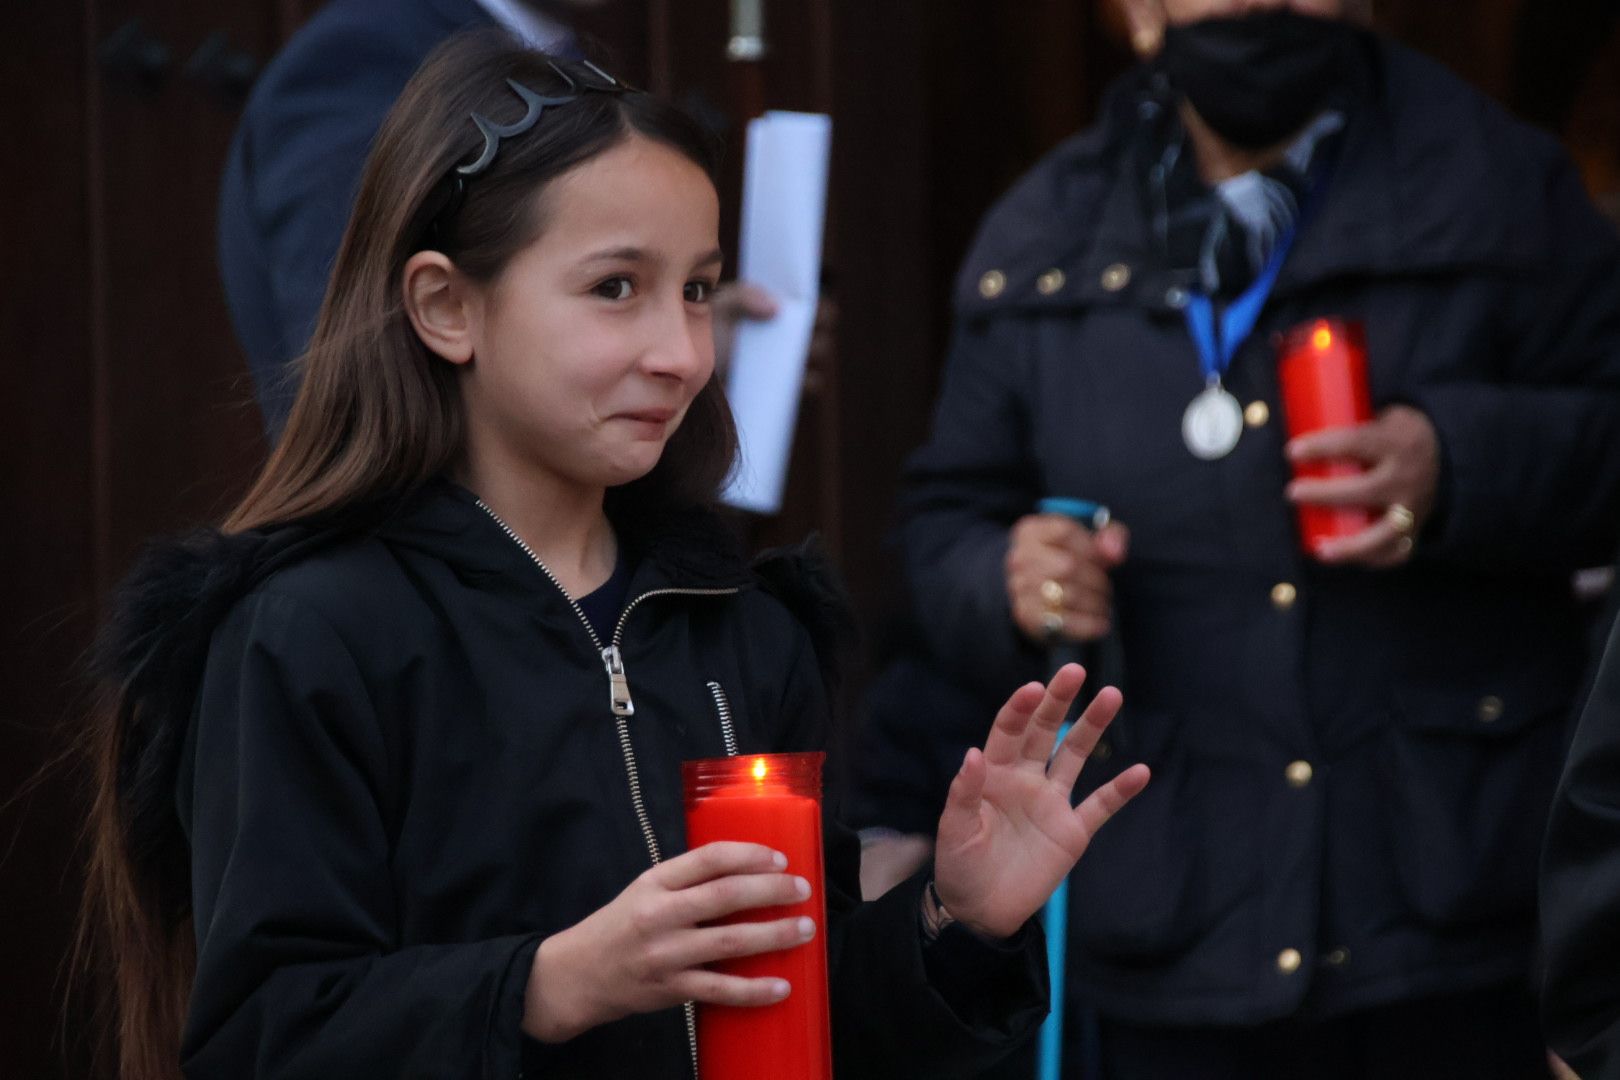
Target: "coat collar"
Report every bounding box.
[956,36,1555,319]
[378,478,755,598]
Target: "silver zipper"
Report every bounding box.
[705,682,740,757]
[475,499,738,1078]
[604,645,634,716]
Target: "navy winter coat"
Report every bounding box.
[217,0,498,435]
[901,38,1620,1026]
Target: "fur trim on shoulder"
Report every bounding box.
[90,519,360,925]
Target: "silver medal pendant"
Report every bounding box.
[1182,381,1244,460]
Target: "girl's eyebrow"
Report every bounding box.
[578,246,725,267]
[580,245,653,265]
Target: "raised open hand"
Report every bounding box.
[932,665,1150,940]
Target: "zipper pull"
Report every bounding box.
[602,645,635,717]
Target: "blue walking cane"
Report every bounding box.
[1033,497,1123,1080]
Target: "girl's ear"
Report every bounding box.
[403,251,477,365]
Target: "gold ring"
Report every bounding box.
[1385,503,1416,535]
[1039,579,1066,609]
[1042,610,1066,639]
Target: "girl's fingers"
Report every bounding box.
[981,683,1047,765]
[943,746,987,824]
[1047,685,1123,791]
[673,871,810,925]
[665,915,817,971]
[716,280,779,321]
[1073,764,1151,839]
[674,969,794,1008]
[654,842,785,890]
[1021,664,1087,766]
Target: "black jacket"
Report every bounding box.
[1543,617,1620,1080]
[107,481,1046,1078]
[901,38,1620,1026]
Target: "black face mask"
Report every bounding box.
[1159,10,1357,150]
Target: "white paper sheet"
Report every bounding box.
[721,110,833,514]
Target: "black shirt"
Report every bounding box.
[576,553,632,643]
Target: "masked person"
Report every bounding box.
[889,0,1620,1076]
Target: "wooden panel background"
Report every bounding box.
[3,5,98,1076]
[4,2,1617,1076]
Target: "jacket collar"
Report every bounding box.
[956,36,1552,319]
[378,478,755,598]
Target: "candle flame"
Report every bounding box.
[751,757,769,781]
[1311,324,1334,351]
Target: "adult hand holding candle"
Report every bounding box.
[933,663,1151,941]
[1285,403,1441,568]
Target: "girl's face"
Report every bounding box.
[455,134,722,498]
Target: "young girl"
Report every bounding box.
[83,33,1149,1080]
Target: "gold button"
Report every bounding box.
[1326,947,1351,967]
[1037,268,1066,296]
[978,270,1006,299]
[1270,582,1297,610]
[1285,760,1314,789]
[1276,948,1303,975]
[1478,695,1505,723]
[1244,400,1270,428]
[1092,738,1114,763]
[1100,263,1132,292]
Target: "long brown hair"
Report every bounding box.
[78,32,735,1079]
[231,35,734,533]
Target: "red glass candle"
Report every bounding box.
[682,752,831,1080]
[1279,318,1377,555]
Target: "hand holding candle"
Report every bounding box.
[684,753,831,1080]
[521,842,814,1045]
[1285,403,1440,567]
[933,664,1151,941]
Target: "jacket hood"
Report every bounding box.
[91,515,363,926]
[97,479,760,726]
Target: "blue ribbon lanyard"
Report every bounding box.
[1182,225,1298,390]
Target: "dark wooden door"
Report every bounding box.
[5,2,272,1075]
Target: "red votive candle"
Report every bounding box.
[682,752,831,1080]
[1279,317,1377,555]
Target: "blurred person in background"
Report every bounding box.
[860,0,1620,1076]
[218,0,774,438]
[1543,616,1620,1080]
